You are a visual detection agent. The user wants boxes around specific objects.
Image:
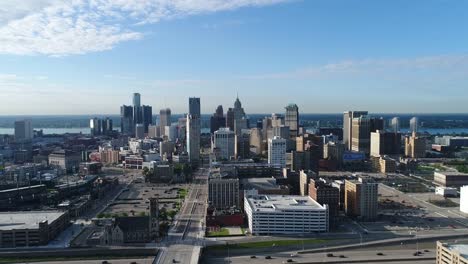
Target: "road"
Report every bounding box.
[154,167,209,264]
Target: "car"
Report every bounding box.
[424,250,430,253]
[265,256,272,259]
[326,253,334,257]
[339,255,346,258]
[102,261,109,264]
[286,259,294,263]
[250,256,256,259]
[172,260,178,263]
[130,262,138,264]
[377,253,384,256]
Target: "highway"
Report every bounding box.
[154,167,209,264]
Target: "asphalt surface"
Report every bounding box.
[154,167,209,264]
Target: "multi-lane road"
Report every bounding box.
[154,167,209,264]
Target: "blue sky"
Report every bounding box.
[1,0,468,115]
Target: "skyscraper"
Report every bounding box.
[14,119,33,141]
[210,105,226,134]
[135,124,145,139]
[120,105,134,135]
[189,97,201,118]
[226,108,235,131]
[351,116,371,154]
[90,118,101,136]
[159,108,171,135]
[405,132,426,159]
[390,117,400,133]
[268,136,287,168]
[370,130,402,157]
[344,177,378,221]
[142,105,153,133]
[213,128,236,160]
[133,93,143,126]
[343,111,368,150]
[233,96,246,122]
[285,104,299,138]
[187,97,201,167]
[410,117,419,133]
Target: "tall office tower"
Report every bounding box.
[135,124,145,139]
[370,117,384,132]
[234,117,248,135]
[210,105,226,133]
[89,118,101,136]
[351,116,371,155]
[133,93,141,107]
[165,124,178,142]
[148,125,159,138]
[213,128,236,160]
[226,108,235,131]
[233,96,246,124]
[390,117,400,133]
[14,120,33,141]
[187,114,200,167]
[344,177,378,221]
[120,105,134,135]
[106,117,113,132]
[189,97,201,118]
[410,117,419,133]
[133,93,142,126]
[187,98,201,166]
[370,130,402,157]
[271,113,284,127]
[272,125,290,139]
[285,104,299,138]
[405,132,426,159]
[159,108,172,136]
[250,128,264,155]
[323,142,345,167]
[268,136,287,168]
[141,105,153,133]
[343,111,368,150]
[236,133,250,159]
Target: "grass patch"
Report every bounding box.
[428,199,459,208]
[178,188,188,199]
[207,228,230,237]
[208,239,327,250]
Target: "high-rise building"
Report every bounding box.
[285,104,299,138]
[323,142,345,167]
[226,108,235,131]
[148,125,160,138]
[390,117,400,133]
[133,94,143,127]
[299,170,316,196]
[135,124,145,139]
[343,111,368,150]
[236,133,250,159]
[351,116,371,155]
[213,128,236,160]
[142,105,153,133]
[309,178,340,220]
[370,130,401,157]
[159,108,171,136]
[209,175,239,209]
[133,93,141,107]
[14,120,33,141]
[249,128,264,155]
[233,96,246,122]
[89,118,101,136]
[120,105,134,135]
[410,116,419,133]
[210,105,226,134]
[234,118,248,136]
[405,132,426,159]
[268,136,286,168]
[187,98,201,167]
[189,97,201,118]
[344,177,378,221]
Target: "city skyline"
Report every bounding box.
[2,0,468,114]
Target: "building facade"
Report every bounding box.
[268,136,286,168]
[344,178,378,221]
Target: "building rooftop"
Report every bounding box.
[0,211,66,230]
[241,178,281,190]
[246,195,326,212]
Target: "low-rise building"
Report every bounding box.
[344,177,378,221]
[461,186,468,214]
[309,179,340,220]
[436,187,458,198]
[48,150,81,173]
[209,175,239,209]
[0,211,69,247]
[244,193,329,235]
[434,172,468,188]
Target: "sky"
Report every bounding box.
[1,0,468,115]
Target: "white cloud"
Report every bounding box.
[0,0,289,56]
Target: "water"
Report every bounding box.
[0,128,90,135]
